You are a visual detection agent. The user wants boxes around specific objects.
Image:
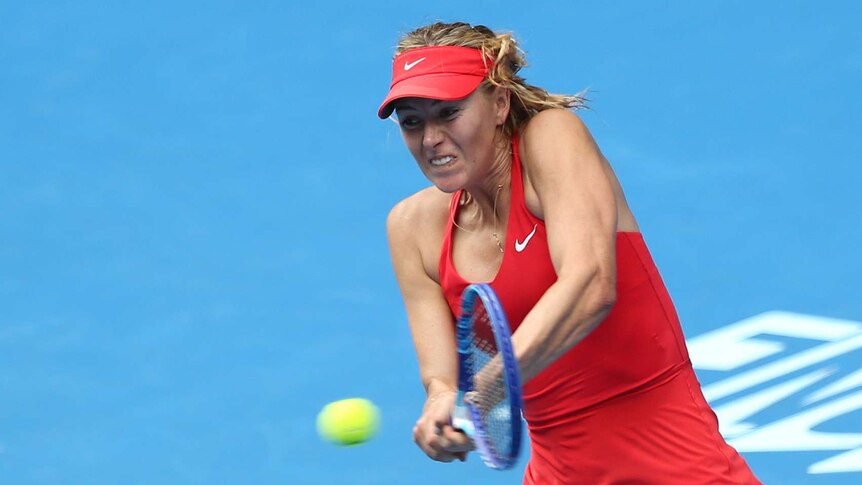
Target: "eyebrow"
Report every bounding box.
[394,99,445,112]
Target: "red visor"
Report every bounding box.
[377,46,492,119]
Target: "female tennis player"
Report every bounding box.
[381,22,761,484]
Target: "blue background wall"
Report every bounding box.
[2,1,860,483]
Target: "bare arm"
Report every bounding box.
[512,109,619,383]
[386,196,472,462]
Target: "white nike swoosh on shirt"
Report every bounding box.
[515,224,538,252]
[404,57,426,70]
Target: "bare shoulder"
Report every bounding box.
[386,187,452,251]
[387,187,451,234]
[521,108,594,156]
[518,109,601,184]
[526,107,585,127]
[516,110,602,215]
[519,108,640,232]
[386,186,453,282]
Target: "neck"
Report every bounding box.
[460,140,512,217]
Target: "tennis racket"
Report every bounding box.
[451,283,524,470]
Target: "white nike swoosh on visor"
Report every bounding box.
[404,57,426,70]
[515,224,538,252]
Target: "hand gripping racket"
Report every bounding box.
[451,283,524,470]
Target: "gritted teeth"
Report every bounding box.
[430,155,454,166]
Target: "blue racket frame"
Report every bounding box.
[453,283,523,470]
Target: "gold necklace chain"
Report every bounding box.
[452,184,505,253]
[490,183,504,253]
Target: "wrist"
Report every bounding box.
[427,390,456,402]
[424,377,456,398]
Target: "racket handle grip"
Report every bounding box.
[451,392,475,436]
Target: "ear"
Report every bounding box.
[492,87,511,126]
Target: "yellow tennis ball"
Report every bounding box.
[316,398,380,446]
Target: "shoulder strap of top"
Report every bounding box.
[510,133,526,211]
[438,189,462,285]
[448,188,462,217]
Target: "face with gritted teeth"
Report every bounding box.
[393,87,509,193]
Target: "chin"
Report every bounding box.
[428,174,466,194]
[433,184,461,194]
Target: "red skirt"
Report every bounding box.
[523,367,761,485]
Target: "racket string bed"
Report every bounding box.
[466,301,514,460]
[455,284,523,470]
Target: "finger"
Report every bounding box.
[429,426,471,460]
[432,451,459,463]
[422,437,460,462]
[440,426,474,452]
[415,423,460,462]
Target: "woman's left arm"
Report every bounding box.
[512,109,619,383]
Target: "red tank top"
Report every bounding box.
[439,135,691,421]
[438,135,761,484]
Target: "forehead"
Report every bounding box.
[393,91,482,112]
[393,98,446,111]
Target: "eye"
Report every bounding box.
[441,107,460,119]
[398,116,422,130]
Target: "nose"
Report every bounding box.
[422,121,444,149]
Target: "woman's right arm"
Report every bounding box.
[386,197,473,462]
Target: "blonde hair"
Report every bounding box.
[395,22,586,139]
